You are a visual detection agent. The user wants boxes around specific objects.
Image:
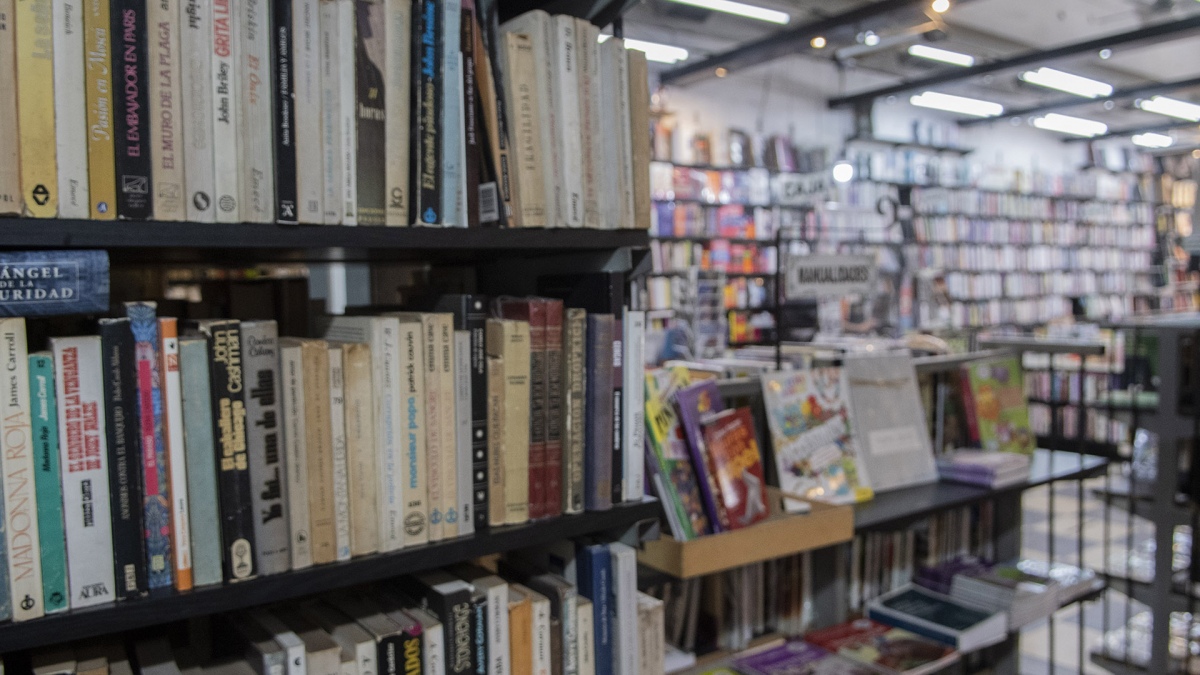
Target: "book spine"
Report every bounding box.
[28,354,67,612]
[399,320,429,545]
[354,0,385,225]
[240,0,275,223]
[0,319,43,620]
[574,19,599,229]
[621,313,644,502]
[279,343,311,568]
[625,51,651,233]
[421,615,444,675]
[111,0,153,218]
[453,330,473,537]
[371,320,405,552]
[486,353,504,526]
[158,320,193,591]
[382,0,409,225]
[576,600,593,675]
[200,321,257,581]
[179,337,222,587]
[439,0,461,227]
[179,0,215,222]
[97,319,147,599]
[413,0,441,224]
[336,0,355,224]
[500,31,542,227]
[562,309,585,515]
[210,0,239,222]
[343,342,378,556]
[422,318,444,541]
[610,318,623,505]
[292,0,322,222]
[584,317,613,511]
[531,594,550,675]
[148,0,184,220]
[470,591,488,675]
[51,338,117,610]
[526,304,547,520]
[318,0,342,224]
[610,543,637,675]
[0,0,20,215]
[613,45,633,230]
[242,322,289,575]
[272,0,298,222]
[466,303,488,533]
[460,3,478,227]
[437,317,458,535]
[16,0,58,217]
[328,346,351,561]
[53,0,89,218]
[960,369,980,445]
[543,301,563,518]
[578,548,611,675]
[553,16,580,227]
[303,340,335,564]
[473,3,510,226]
[126,303,172,591]
[597,40,619,229]
[503,323,529,524]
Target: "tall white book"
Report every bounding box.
[180,0,216,222]
[621,312,644,501]
[576,599,595,675]
[453,330,473,537]
[395,320,428,546]
[609,542,638,675]
[335,0,355,225]
[612,45,634,230]
[529,586,552,675]
[573,19,601,229]
[280,343,312,569]
[211,0,241,222]
[436,317,457,538]
[327,345,351,562]
[382,0,410,226]
[0,318,42,621]
[408,606,446,675]
[50,337,116,609]
[149,0,186,220]
[318,0,343,225]
[597,39,622,229]
[239,0,275,223]
[440,0,462,227]
[52,0,89,218]
[293,0,323,223]
[552,16,582,227]
[159,325,192,590]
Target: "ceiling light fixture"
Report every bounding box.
[832,160,855,183]
[598,35,690,64]
[715,67,728,77]
[1032,113,1108,137]
[1099,48,1112,59]
[811,36,827,49]
[931,0,950,12]
[1132,132,1173,148]
[1019,67,1113,98]
[910,91,1004,117]
[908,44,975,67]
[664,0,790,25]
[1136,95,1200,122]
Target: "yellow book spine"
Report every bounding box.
[0,0,22,214]
[15,0,56,217]
[83,0,114,218]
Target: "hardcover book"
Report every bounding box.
[583,315,613,512]
[961,356,1036,456]
[53,0,89,219]
[15,0,58,218]
[561,308,586,515]
[543,299,564,517]
[573,17,600,229]
[500,10,559,227]
[609,542,638,675]
[626,50,651,232]
[148,0,185,220]
[644,366,710,540]
[622,311,645,502]
[158,319,193,591]
[806,618,958,675]
[355,0,387,225]
[486,319,530,524]
[761,368,873,508]
[111,0,152,218]
[498,30,544,227]
[0,250,110,318]
[844,355,938,494]
[576,545,612,675]
[178,336,223,587]
[180,0,215,222]
[674,380,729,531]
[460,1,481,227]
[241,321,290,575]
[0,318,43,620]
[496,299,548,520]
[702,407,769,531]
[28,353,68,612]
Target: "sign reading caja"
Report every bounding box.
[784,254,876,299]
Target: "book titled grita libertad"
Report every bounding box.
[0,251,109,316]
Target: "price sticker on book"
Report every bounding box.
[784,254,876,299]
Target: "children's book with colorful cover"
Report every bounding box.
[701,407,769,530]
[761,367,872,509]
[733,639,876,675]
[674,380,729,532]
[805,618,959,675]
[644,366,711,541]
[961,356,1036,456]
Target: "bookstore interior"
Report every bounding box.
[5,0,1200,673]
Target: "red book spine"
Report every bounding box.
[543,299,564,517]
[960,368,980,446]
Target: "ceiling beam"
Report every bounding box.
[659,0,949,88]
[827,15,1200,108]
[959,75,1200,127]
[1060,119,1200,143]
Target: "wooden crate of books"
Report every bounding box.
[638,488,852,578]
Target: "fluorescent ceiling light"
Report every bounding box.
[664,0,790,24]
[1132,132,1173,148]
[1136,95,1200,122]
[598,35,690,64]
[908,44,975,67]
[1019,67,1113,98]
[910,91,1004,117]
[1033,113,1108,137]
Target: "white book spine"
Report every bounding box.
[576,600,594,675]
[211,0,240,222]
[51,337,116,610]
[382,0,409,225]
[613,47,634,230]
[577,21,601,229]
[437,319,456,539]
[423,326,443,543]
[439,0,461,227]
[485,582,509,675]
[373,321,404,551]
[160,334,192,587]
[453,331,473,537]
[336,0,355,225]
[53,0,89,219]
[0,319,42,621]
[621,312,644,501]
[532,594,551,675]
[423,619,445,675]
[239,0,275,222]
[281,345,312,569]
[598,41,620,229]
[328,346,351,561]
[398,321,428,546]
[249,609,307,675]
[318,0,343,224]
[149,0,186,220]
[553,17,581,227]
[293,0,323,223]
[455,51,467,228]
[610,543,638,675]
[181,0,216,222]
[536,15,560,226]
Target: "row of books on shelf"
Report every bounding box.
[939,270,1154,302]
[0,291,649,621]
[911,188,1157,223]
[18,542,666,675]
[1028,403,1128,446]
[846,150,972,190]
[906,243,1155,273]
[853,162,1155,202]
[912,216,1157,250]
[3,0,652,229]
[649,126,831,175]
[651,203,776,241]
[650,164,773,208]
[1025,369,1116,405]
[724,279,773,313]
[916,296,1075,330]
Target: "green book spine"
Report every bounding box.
[28,353,68,613]
[179,337,223,587]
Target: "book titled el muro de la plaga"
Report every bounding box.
[0,251,109,317]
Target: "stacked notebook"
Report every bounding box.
[937,450,1031,489]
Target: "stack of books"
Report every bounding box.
[1016,560,1100,605]
[949,564,1059,630]
[937,450,1031,489]
[867,585,1008,653]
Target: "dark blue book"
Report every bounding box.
[0,251,109,317]
[577,543,613,675]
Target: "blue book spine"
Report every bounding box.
[577,544,613,675]
[0,250,110,317]
[28,354,68,613]
[125,302,174,591]
[440,0,462,226]
[179,337,223,587]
